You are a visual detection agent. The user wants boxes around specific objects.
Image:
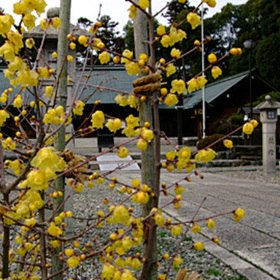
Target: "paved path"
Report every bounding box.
[72,138,280,279]
[109,169,279,280]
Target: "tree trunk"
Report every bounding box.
[134,2,159,279]
[51,1,71,279]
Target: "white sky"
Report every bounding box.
[1,0,247,34]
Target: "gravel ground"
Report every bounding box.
[70,170,253,280]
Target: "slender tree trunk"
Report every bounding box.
[2,193,10,279]
[134,2,159,279]
[51,1,71,279]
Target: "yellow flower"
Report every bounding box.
[206,218,216,230]
[0,14,14,35]
[139,0,149,10]
[173,256,184,268]
[125,61,141,75]
[99,51,110,64]
[166,63,176,77]
[115,95,128,107]
[0,41,16,62]
[230,48,242,55]
[250,119,258,128]
[137,138,147,151]
[203,0,217,8]
[128,5,137,20]
[0,110,10,126]
[141,129,154,141]
[121,49,133,64]
[164,93,178,107]
[187,13,201,29]
[91,110,105,128]
[117,147,130,158]
[23,13,36,31]
[197,75,207,89]
[191,223,202,234]
[171,79,186,94]
[73,100,85,116]
[50,240,61,248]
[51,17,61,29]
[195,148,217,163]
[208,53,217,64]
[223,139,233,149]
[242,122,254,135]
[112,205,130,225]
[48,222,63,237]
[25,38,35,49]
[234,208,246,222]
[194,242,204,250]
[161,35,173,48]
[157,25,166,36]
[45,86,53,98]
[13,2,27,14]
[27,169,49,190]
[106,118,122,133]
[67,256,80,268]
[211,66,222,79]
[37,66,51,79]
[170,48,181,59]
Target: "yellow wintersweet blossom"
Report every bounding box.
[67,256,80,268]
[0,14,14,36]
[112,205,130,225]
[169,26,187,44]
[194,242,204,250]
[203,0,217,8]
[206,218,216,229]
[170,48,181,59]
[211,66,222,79]
[187,76,207,93]
[234,208,246,222]
[125,61,141,75]
[121,49,133,64]
[27,169,49,190]
[187,13,201,30]
[242,122,254,135]
[161,35,173,48]
[73,100,85,116]
[208,53,217,64]
[191,223,202,234]
[164,93,178,107]
[157,25,166,36]
[102,263,116,279]
[195,148,217,163]
[171,79,186,94]
[45,85,53,98]
[0,110,10,126]
[117,147,130,158]
[173,256,184,268]
[91,110,105,128]
[48,222,63,237]
[166,63,176,77]
[115,94,128,107]
[128,5,137,20]
[7,31,24,52]
[99,51,110,64]
[250,119,258,128]
[23,13,36,31]
[0,41,17,62]
[25,38,35,49]
[106,118,122,133]
[51,17,61,29]
[139,0,149,10]
[223,139,233,149]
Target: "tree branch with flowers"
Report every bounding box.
[0,0,258,280]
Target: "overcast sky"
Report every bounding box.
[2,0,247,33]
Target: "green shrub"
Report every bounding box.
[197,134,226,151]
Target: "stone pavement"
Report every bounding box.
[107,168,279,280]
[72,138,280,280]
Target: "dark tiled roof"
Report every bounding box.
[183,71,249,110]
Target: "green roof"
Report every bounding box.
[183,71,249,110]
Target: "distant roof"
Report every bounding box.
[24,23,90,39]
[74,65,136,104]
[183,71,249,110]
